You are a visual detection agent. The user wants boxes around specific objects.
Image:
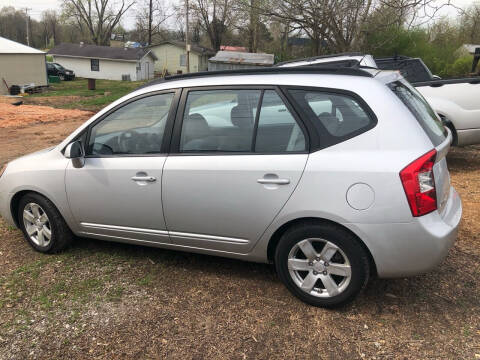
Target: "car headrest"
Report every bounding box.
[231,104,253,129]
[184,113,210,139]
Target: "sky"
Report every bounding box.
[0,0,478,30]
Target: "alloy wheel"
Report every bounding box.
[287,238,352,298]
[22,203,52,247]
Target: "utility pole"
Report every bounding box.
[24,8,32,46]
[185,0,190,73]
[148,0,153,45]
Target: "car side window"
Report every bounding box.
[288,90,373,138]
[255,90,306,152]
[87,93,174,156]
[180,89,261,152]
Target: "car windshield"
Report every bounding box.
[389,80,447,146]
[53,63,65,70]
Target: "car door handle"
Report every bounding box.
[257,178,290,185]
[131,176,157,182]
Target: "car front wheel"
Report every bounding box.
[275,222,370,307]
[18,193,73,253]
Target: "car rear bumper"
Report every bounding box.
[351,186,462,278]
[457,128,480,146]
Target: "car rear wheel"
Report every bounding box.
[18,193,73,253]
[275,222,370,307]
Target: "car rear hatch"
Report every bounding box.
[389,79,452,215]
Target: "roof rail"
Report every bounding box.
[138,66,373,90]
[275,52,365,67]
[375,55,412,62]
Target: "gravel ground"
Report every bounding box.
[0,105,479,359]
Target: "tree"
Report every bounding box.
[259,0,458,55]
[0,7,28,45]
[190,0,235,51]
[458,3,480,44]
[41,10,59,47]
[61,0,135,45]
[135,0,171,45]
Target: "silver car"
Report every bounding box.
[0,68,462,307]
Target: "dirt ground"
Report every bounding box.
[0,105,479,359]
[0,102,92,129]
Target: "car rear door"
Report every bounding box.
[162,87,309,253]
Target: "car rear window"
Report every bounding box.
[389,80,446,146]
[287,89,376,148]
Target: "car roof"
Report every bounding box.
[135,67,404,96]
[137,67,373,91]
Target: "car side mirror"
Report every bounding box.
[64,141,85,168]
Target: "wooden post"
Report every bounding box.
[185,0,190,73]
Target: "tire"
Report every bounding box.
[275,222,370,307]
[18,193,73,254]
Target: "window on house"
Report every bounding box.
[180,54,186,67]
[91,59,99,71]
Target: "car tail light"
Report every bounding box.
[399,149,437,217]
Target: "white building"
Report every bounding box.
[0,36,47,95]
[48,43,157,81]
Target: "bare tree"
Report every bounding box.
[260,0,459,55]
[234,0,263,52]
[458,2,480,44]
[41,10,59,47]
[135,0,171,45]
[190,0,235,50]
[62,0,135,45]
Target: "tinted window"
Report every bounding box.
[88,93,174,155]
[255,90,306,152]
[91,59,99,71]
[180,90,261,152]
[289,89,373,138]
[389,80,446,146]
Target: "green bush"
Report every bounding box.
[445,55,473,77]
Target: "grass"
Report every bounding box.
[30,78,147,111]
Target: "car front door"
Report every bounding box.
[65,90,179,244]
[162,87,309,253]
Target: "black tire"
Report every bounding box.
[275,222,370,308]
[18,193,73,254]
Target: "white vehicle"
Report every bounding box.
[278,53,480,146]
[276,53,377,68]
[0,67,461,307]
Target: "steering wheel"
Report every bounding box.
[119,130,140,154]
[92,143,114,155]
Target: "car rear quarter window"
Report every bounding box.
[389,80,446,146]
[287,89,375,148]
